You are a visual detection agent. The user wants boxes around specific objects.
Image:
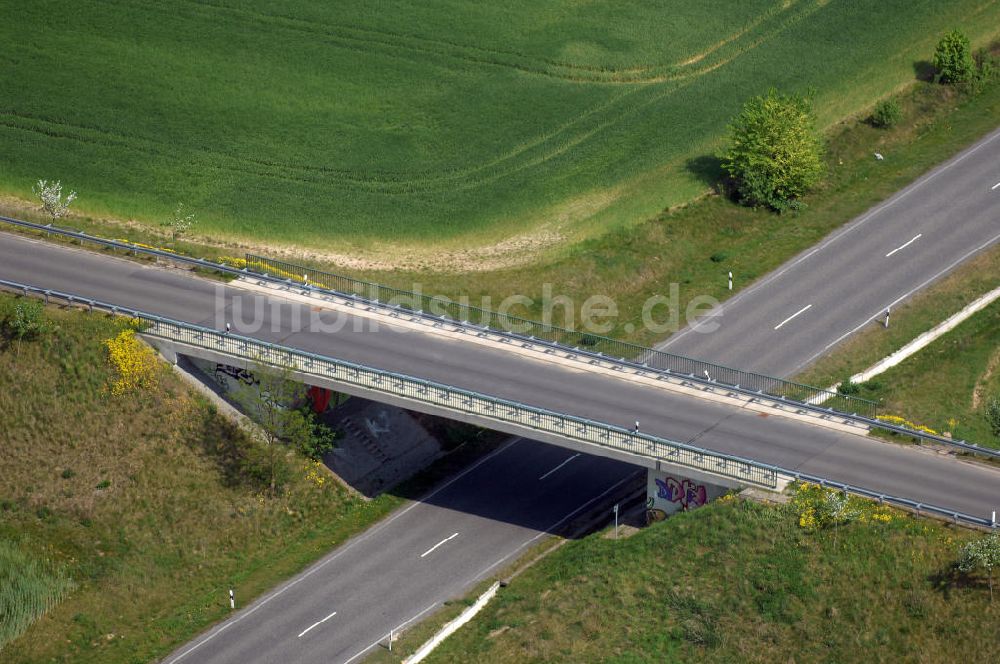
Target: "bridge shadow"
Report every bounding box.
[390,437,643,537]
[180,355,644,537]
[321,402,644,537]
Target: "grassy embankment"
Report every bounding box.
[374,496,1000,663]
[794,243,1000,447]
[2,0,999,258]
[0,294,495,663]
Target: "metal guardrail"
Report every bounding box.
[0,277,778,489]
[242,254,1000,461]
[1,214,996,461]
[245,254,877,418]
[2,278,995,529]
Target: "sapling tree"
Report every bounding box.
[168,203,196,239]
[958,532,1000,601]
[32,180,77,221]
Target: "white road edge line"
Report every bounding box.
[885,233,922,258]
[791,230,1000,371]
[420,532,459,558]
[538,453,581,480]
[339,469,643,664]
[297,611,337,639]
[163,437,522,664]
[774,304,812,330]
[657,125,1000,350]
[991,181,1000,190]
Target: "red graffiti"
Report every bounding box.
[655,476,707,510]
[307,385,333,413]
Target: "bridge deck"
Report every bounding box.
[2,231,999,519]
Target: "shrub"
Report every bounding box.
[0,540,75,650]
[837,378,860,396]
[721,88,825,212]
[933,29,975,84]
[104,328,160,396]
[869,98,902,128]
[985,397,1000,441]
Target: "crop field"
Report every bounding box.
[2,0,999,258]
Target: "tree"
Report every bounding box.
[167,203,196,240]
[933,29,975,84]
[229,362,336,492]
[985,397,1000,441]
[721,88,825,212]
[5,299,53,360]
[958,532,1000,601]
[31,179,77,221]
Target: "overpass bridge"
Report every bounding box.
[2,227,999,526]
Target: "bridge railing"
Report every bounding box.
[0,277,777,489]
[1,277,996,530]
[245,254,876,417]
[3,215,997,461]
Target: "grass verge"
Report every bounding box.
[404,495,999,663]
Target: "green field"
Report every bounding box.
[381,496,1000,663]
[3,0,1000,257]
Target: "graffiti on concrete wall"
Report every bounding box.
[645,468,726,524]
[214,363,258,389]
[655,476,708,511]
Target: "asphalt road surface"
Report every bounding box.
[660,125,1000,376]
[1,232,997,519]
[163,439,639,664]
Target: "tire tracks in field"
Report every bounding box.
[114,0,807,85]
[3,1,829,194]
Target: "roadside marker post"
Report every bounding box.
[884,307,890,329]
[728,271,733,291]
[613,503,620,539]
[229,588,235,610]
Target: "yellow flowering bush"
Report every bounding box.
[113,238,177,254]
[104,329,160,395]
[876,414,938,436]
[305,461,327,488]
[792,482,896,531]
[219,256,249,270]
[219,257,311,283]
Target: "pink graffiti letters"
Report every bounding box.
[655,476,707,510]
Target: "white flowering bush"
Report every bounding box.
[168,203,196,239]
[32,180,77,220]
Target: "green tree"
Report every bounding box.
[958,532,1000,601]
[4,299,53,360]
[229,362,336,492]
[721,88,825,212]
[985,397,1000,441]
[933,29,975,84]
